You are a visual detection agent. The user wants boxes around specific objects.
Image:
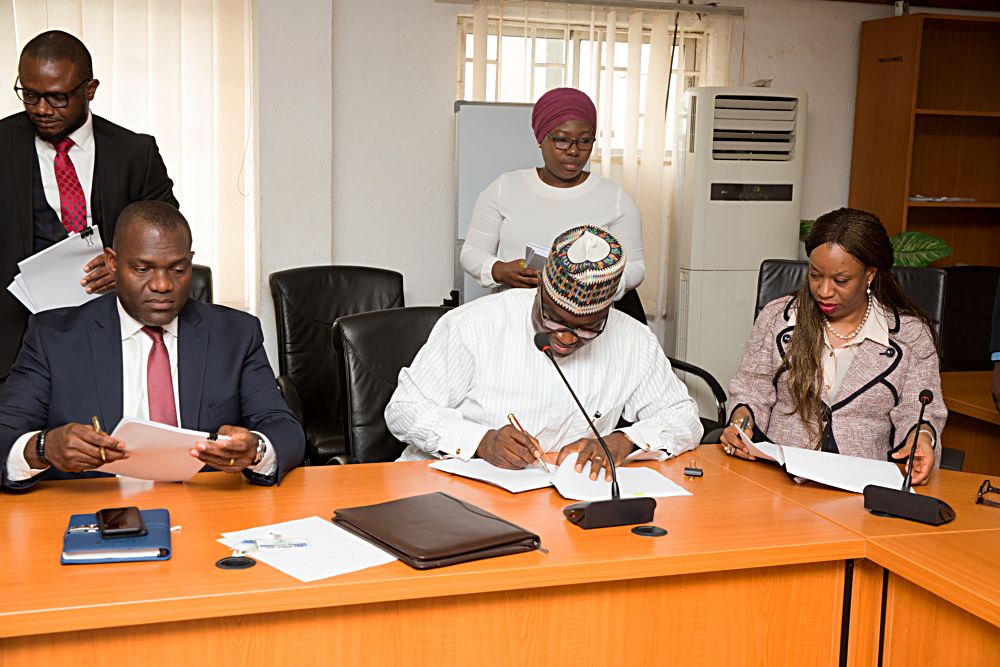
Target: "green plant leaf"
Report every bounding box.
[890,231,953,267]
[799,219,814,241]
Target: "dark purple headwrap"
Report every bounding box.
[531,88,597,144]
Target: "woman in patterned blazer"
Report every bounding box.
[719,207,946,485]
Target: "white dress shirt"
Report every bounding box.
[387,289,703,462]
[5,299,277,481]
[34,112,96,228]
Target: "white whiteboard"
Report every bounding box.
[454,101,539,303]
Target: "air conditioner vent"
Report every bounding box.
[712,95,797,161]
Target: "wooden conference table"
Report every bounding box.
[2,451,998,666]
[941,370,1000,475]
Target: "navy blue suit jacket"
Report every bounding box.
[0,294,304,490]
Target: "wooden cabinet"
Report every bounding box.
[849,14,1000,267]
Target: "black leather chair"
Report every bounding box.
[755,259,961,470]
[615,289,727,439]
[332,306,451,464]
[189,264,213,303]
[755,259,946,339]
[940,266,1000,372]
[269,266,404,465]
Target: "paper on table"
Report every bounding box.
[551,453,692,502]
[734,428,906,494]
[13,227,103,312]
[96,417,224,482]
[219,516,396,582]
[429,457,553,493]
[6,274,39,314]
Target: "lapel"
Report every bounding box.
[11,115,36,257]
[87,294,125,429]
[178,301,208,428]
[92,116,119,240]
[831,341,894,405]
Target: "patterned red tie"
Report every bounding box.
[51,137,87,233]
[142,326,178,426]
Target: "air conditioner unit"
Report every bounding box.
[668,87,807,419]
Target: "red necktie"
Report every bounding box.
[142,326,178,426]
[51,137,87,233]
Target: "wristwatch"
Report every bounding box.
[36,430,50,466]
[252,436,267,466]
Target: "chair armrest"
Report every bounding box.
[276,374,306,427]
[327,454,359,466]
[667,356,728,426]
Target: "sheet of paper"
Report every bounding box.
[735,427,784,464]
[6,274,39,314]
[429,457,554,493]
[551,453,692,502]
[15,227,103,312]
[781,447,907,495]
[524,242,549,271]
[96,417,224,482]
[219,516,396,582]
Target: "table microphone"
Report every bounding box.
[534,332,656,529]
[863,389,955,525]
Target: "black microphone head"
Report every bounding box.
[919,389,933,404]
[533,332,551,353]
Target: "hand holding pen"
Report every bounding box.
[24,420,126,472]
[507,413,550,473]
[475,413,548,471]
[720,410,756,460]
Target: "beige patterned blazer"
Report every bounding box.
[728,296,946,464]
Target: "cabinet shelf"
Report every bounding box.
[915,109,1000,118]
[907,201,1000,209]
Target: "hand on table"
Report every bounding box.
[491,260,540,289]
[556,432,633,481]
[477,425,544,469]
[890,432,935,486]
[25,423,126,471]
[82,252,115,294]
[192,425,258,473]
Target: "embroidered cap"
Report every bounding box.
[542,225,625,315]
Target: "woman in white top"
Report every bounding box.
[460,87,645,299]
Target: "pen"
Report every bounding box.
[92,415,106,462]
[507,413,550,473]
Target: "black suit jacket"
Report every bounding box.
[0,112,178,377]
[0,294,305,491]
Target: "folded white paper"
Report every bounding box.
[524,242,549,271]
[9,227,104,313]
[735,428,907,494]
[96,417,224,482]
[219,516,396,582]
[551,453,692,502]
[429,458,553,493]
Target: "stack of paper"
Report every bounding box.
[6,227,104,313]
[218,516,396,582]
[430,454,692,501]
[735,428,908,494]
[524,242,549,271]
[96,418,225,482]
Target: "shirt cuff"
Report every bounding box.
[249,432,278,477]
[438,421,491,461]
[5,431,48,482]
[480,258,502,289]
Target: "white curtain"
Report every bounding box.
[1,0,253,308]
[468,0,736,320]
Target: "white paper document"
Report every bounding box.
[96,417,225,482]
[429,458,553,493]
[551,453,692,502]
[735,428,907,494]
[7,227,104,313]
[524,242,549,271]
[219,516,396,582]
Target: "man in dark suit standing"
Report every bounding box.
[0,30,178,378]
[0,201,305,491]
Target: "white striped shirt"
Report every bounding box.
[387,289,703,462]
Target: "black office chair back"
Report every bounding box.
[940,266,1000,372]
[189,264,213,303]
[269,266,404,461]
[333,306,451,463]
[756,260,945,339]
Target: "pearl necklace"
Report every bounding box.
[823,295,872,342]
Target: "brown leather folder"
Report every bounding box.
[332,492,541,569]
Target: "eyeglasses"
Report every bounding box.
[538,292,606,340]
[976,479,1000,508]
[14,77,91,109]
[546,133,596,152]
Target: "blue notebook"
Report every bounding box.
[61,509,172,565]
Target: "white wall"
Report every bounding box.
[253,0,334,366]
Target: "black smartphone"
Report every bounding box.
[96,507,147,539]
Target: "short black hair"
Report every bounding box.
[20,30,93,80]
[114,201,192,250]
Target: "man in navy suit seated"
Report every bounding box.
[0,201,304,490]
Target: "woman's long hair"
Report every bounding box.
[778,207,935,442]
